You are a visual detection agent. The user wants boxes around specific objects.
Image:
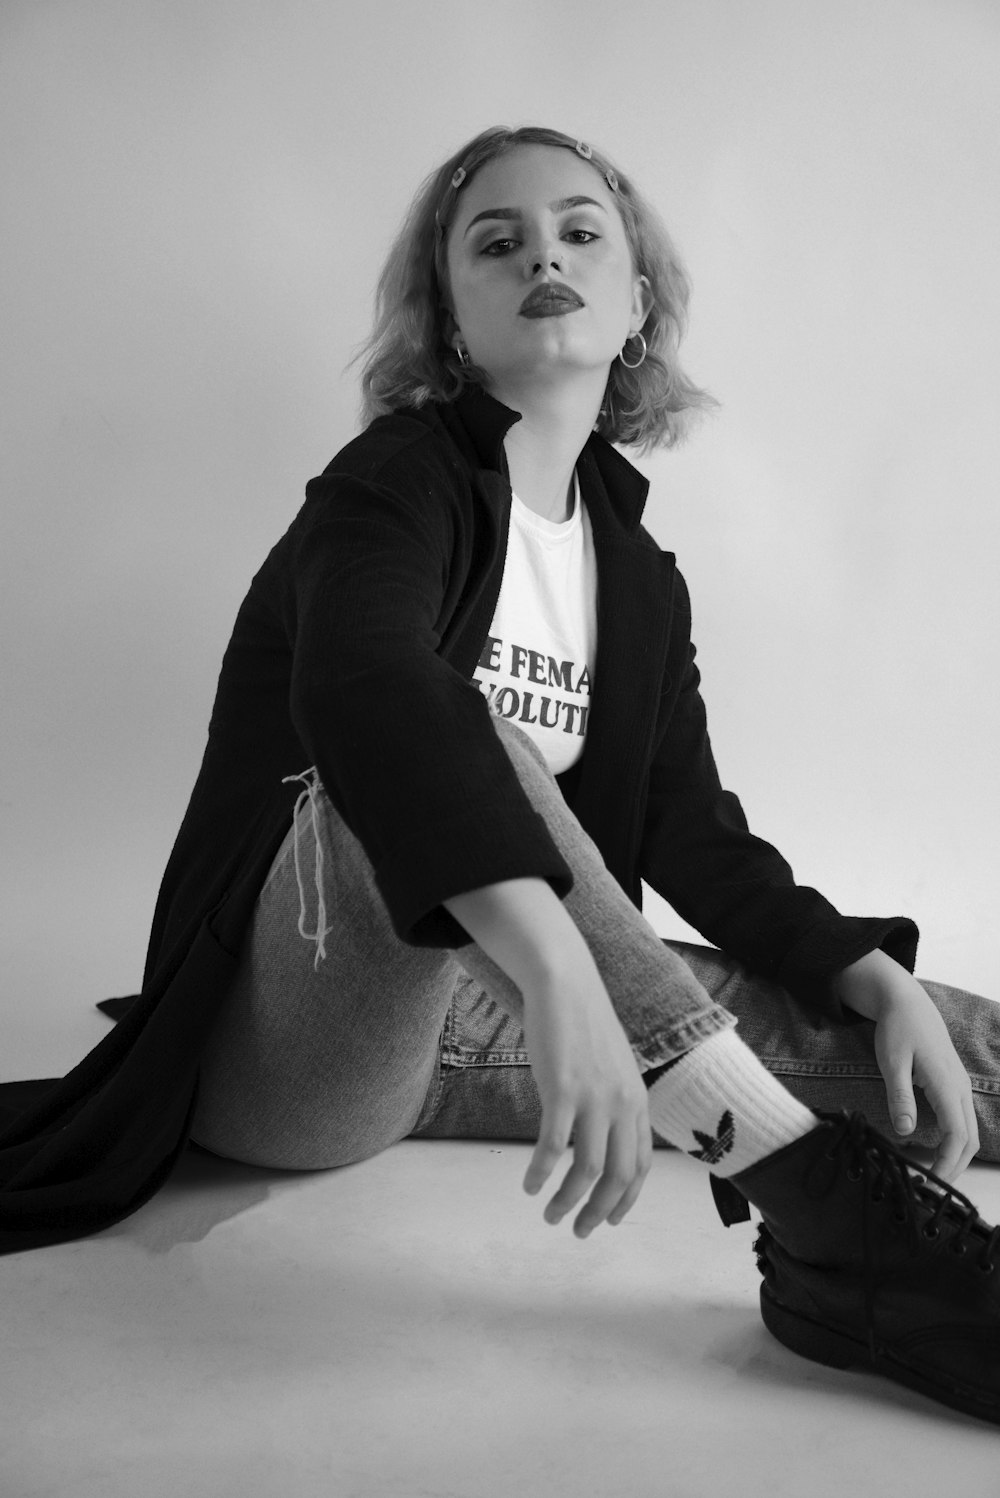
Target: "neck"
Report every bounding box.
[494,370,605,523]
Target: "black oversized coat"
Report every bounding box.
[0,387,917,1251]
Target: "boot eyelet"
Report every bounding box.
[870,1190,884,1203]
[922,1225,940,1240]
[980,1261,996,1276]
[846,1166,863,1183]
[892,1210,908,1224]
[950,1242,967,1256]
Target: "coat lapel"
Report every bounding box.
[571,448,677,895]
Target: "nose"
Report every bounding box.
[523,228,563,279]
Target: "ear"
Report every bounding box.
[630,274,655,334]
[440,306,464,352]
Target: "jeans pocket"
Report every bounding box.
[442,973,529,1068]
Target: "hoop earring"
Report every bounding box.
[456,345,471,368]
[618,332,647,369]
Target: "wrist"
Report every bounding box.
[831,947,902,1021]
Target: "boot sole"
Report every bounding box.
[760,1283,1000,1426]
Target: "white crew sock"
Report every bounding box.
[645,1026,818,1178]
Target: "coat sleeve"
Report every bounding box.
[279,465,572,946]
[638,572,918,1023]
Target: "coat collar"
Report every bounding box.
[433,387,652,536]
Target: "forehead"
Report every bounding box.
[454,144,619,223]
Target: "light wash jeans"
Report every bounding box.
[190,720,1000,1168]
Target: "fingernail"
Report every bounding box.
[895,1116,914,1133]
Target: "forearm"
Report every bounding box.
[444,878,594,994]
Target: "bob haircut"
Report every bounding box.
[354,125,717,453]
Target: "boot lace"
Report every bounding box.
[795,1112,1000,1359]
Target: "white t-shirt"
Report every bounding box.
[472,475,597,775]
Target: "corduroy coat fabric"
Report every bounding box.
[0,387,918,1253]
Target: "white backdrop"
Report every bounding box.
[2,0,998,1077]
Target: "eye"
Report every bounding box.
[480,237,520,257]
[478,226,601,257]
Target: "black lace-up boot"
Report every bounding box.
[709,1110,1000,1424]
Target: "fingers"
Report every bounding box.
[885,1066,918,1140]
[964,1091,982,1169]
[882,1050,975,1184]
[523,1106,574,1197]
[888,1057,978,1183]
[607,1115,654,1228]
[540,1112,606,1231]
[874,997,980,1185]
[926,1080,979,1182]
[527,1110,651,1240]
[571,1116,651,1238]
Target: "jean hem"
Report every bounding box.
[633,1007,737,1072]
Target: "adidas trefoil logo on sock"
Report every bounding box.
[690,1109,735,1166]
[644,1029,817,1176]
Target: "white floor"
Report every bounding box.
[2,1125,999,1497]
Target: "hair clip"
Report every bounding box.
[450,166,467,190]
[574,140,618,193]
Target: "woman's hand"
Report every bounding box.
[831,949,979,1181]
[518,943,653,1238]
[444,878,652,1238]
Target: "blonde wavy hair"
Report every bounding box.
[353,125,716,452]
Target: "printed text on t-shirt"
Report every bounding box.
[474,634,591,736]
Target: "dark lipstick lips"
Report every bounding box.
[518,284,584,316]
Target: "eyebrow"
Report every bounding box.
[463,195,608,237]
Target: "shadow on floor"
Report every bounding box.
[98,1144,308,1254]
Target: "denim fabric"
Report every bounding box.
[416,940,1000,1163]
[669,942,1000,1161]
[190,716,1000,1170]
[190,718,733,1170]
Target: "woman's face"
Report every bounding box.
[444,145,652,400]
